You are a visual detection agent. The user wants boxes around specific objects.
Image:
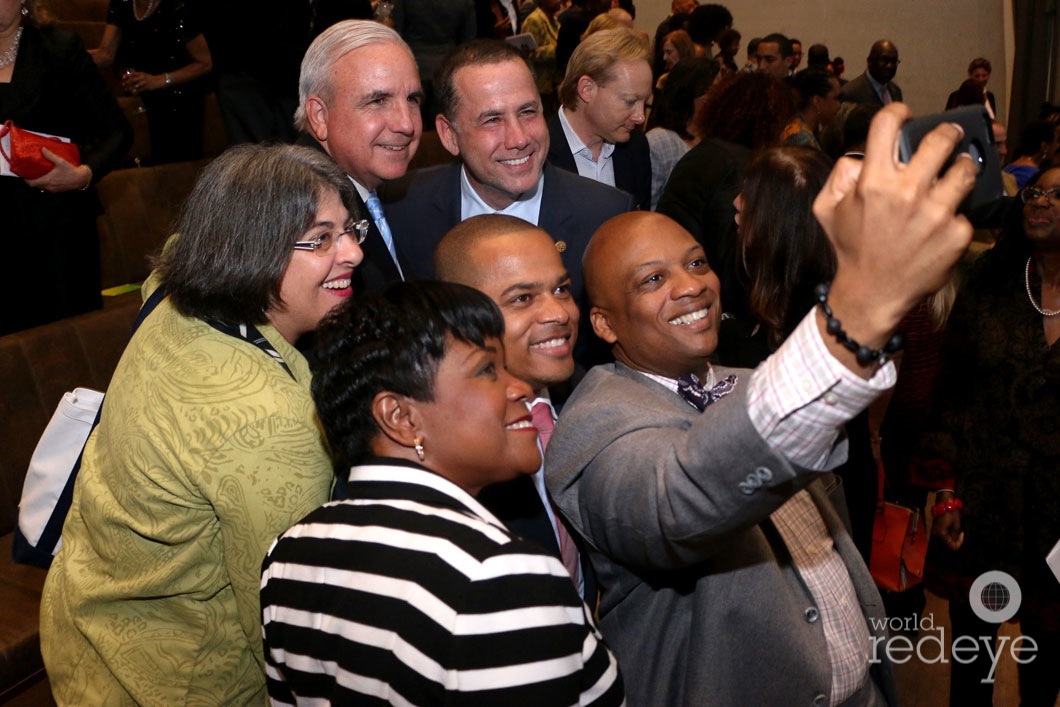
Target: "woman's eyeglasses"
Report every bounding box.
[1020,186,1060,204]
[293,219,370,253]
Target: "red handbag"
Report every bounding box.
[0,120,81,180]
[869,456,929,593]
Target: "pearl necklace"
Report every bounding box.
[1024,257,1060,317]
[133,0,157,21]
[0,26,23,69]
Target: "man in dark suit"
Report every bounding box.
[296,20,423,294]
[383,39,632,332]
[546,105,979,704]
[547,27,652,210]
[435,214,596,603]
[839,39,903,107]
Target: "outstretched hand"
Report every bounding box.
[812,103,977,374]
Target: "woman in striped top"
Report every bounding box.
[260,281,624,706]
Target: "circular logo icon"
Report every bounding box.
[968,570,1021,623]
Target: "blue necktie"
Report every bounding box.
[365,192,403,279]
[677,373,738,412]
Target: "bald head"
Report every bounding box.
[583,212,657,309]
[584,211,722,379]
[435,214,579,392]
[435,214,543,285]
[867,40,899,84]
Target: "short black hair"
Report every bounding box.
[788,69,836,110]
[435,40,530,120]
[760,32,793,58]
[687,4,732,46]
[648,57,718,138]
[310,281,506,470]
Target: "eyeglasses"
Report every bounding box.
[293,219,370,253]
[1020,186,1060,204]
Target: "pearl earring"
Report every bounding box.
[414,438,425,462]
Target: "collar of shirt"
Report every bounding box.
[866,72,890,101]
[637,367,716,396]
[528,392,555,417]
[348,176,371,204]
[557,107,617,182]
[459,165,544,223]
[349,461,506,527]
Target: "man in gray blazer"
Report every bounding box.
[839,40,903,106]
[546,105,978,705]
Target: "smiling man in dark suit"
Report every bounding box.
[296,20,423,293]
[383,40,632,365]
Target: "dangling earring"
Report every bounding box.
[21,4,29,16]
[414,437,425,462]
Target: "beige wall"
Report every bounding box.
[634,0,1009,122]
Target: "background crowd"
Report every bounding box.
[3,0,1059,705]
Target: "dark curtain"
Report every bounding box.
[1009,0,1059,138]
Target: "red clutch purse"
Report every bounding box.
[0,120,82,180]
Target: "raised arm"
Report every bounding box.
[812,103,977,377]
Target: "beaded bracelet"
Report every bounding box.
[931,497,963,518]
[814,283,904,367]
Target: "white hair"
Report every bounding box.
[294,20,416,131]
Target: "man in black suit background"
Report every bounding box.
[435,214,596,603]
[547,27,653,210]
[296,20,424,293]
[839,39,903,107]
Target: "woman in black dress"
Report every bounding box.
[0,0,131,334]
[92,0,211,163]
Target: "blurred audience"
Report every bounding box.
[392,0,476,125]
[646,56,717,209]
[656,70,795,322]
[1,0,131,335]
[1003,119,1060,189]
[91,0,212,163]
[946,57,996,117]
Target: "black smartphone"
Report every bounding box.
[897,105,1004,214]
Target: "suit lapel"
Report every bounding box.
[538,165,574,234]
[547,113,578,173]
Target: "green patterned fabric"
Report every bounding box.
[40,290,332,706]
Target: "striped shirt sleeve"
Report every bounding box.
[746,308,896,469]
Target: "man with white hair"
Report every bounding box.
[297,20,424,292]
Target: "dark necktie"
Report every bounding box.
[677,373,738,412]
[530,401,580,584]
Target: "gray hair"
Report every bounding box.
[157,144,360,324]
[295,20,414,131]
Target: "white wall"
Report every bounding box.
[634,0,1009,121]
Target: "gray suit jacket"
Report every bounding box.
[546,363,898,707]
[839,72,903,106]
